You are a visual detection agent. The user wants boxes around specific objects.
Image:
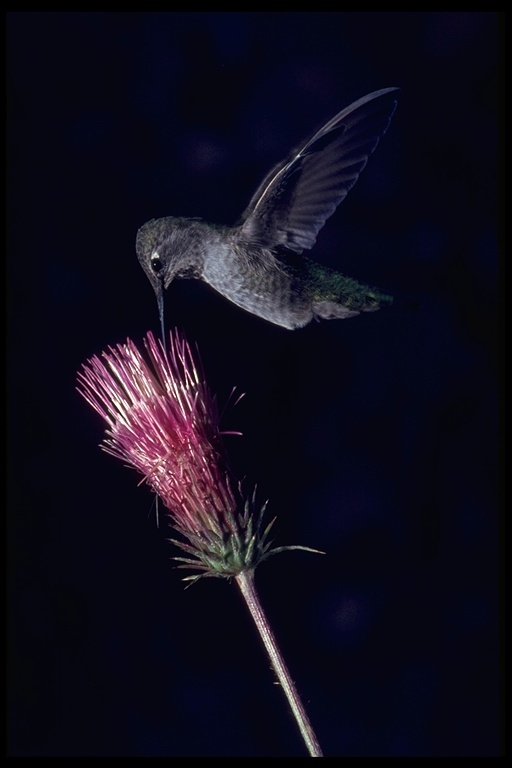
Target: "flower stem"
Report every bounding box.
[235,570,323,757]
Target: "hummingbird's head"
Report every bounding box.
[136,216,200,342]
[136,216,187,292]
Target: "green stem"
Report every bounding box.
[235,570,323,757]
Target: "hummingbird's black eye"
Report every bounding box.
[150,252,163,274]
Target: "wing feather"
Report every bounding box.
[238,87,399,253]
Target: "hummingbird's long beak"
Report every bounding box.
[154,280,167,351]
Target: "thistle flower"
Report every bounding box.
[77,330,290,581]
[77,329,323,756]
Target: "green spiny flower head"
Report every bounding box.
[77,330,305,581]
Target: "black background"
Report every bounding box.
[7,12,502,757]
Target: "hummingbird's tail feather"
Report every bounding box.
[312,300,377,321]
[305,258,393,321]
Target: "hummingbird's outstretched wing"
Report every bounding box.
[238,87,398,254]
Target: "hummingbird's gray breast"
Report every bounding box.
[201,240,310,329]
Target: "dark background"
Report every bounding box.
[7,12,502,757]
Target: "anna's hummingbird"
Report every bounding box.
[136,87,399,332]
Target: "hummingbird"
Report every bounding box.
[136,87,399,333]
